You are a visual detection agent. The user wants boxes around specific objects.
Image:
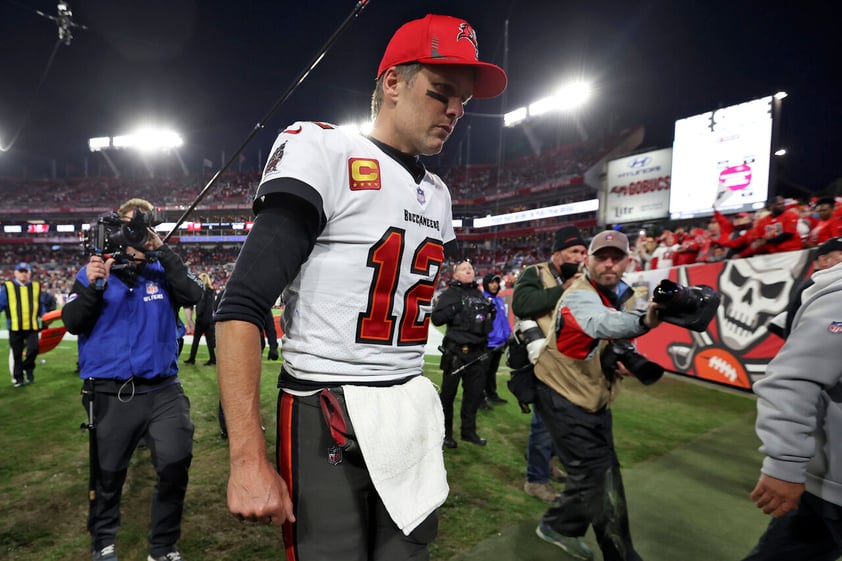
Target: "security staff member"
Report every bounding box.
[1,261,53,387]
[432,259,495,448]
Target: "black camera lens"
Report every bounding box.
[601,339,663,385]
[121,222,148,246]
[652,278,682,303]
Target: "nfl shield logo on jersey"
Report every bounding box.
[828,321,842,334]
[417,186,426,205]
[327,445,343,466]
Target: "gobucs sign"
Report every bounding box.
[603,148,672,223]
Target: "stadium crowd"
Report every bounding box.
[2,132,840,303]
[3,192,840,305]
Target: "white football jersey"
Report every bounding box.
[258,121,455,383]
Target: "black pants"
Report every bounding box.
[9,329,38,384]
[439,350,486,438]
[535,381,641,561]
[742,491,842,561]
[83,380,194,555]
[186,320,215,362]
[277,388,438,560]
[482,346,505,399]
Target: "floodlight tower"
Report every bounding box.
[88,128,185,178]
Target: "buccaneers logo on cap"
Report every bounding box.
[456,23,479,59]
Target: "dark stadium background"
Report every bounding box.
[1,0,839,192]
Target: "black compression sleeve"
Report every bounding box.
[214,194,321,328]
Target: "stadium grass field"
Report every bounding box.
[1,337,770,560]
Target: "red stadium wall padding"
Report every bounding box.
[499,249,814,392]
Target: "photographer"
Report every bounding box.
[512,225,586,504]
[532,230,664,561]
[432,259,496,448]
[62,198,202,561]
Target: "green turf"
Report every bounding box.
[1,340,768,561]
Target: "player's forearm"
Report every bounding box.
[217,319,270,464]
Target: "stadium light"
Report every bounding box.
[338,121,374,136]
[774,91,788,100]
[504,80,592,127]
[774,148,787,156]
[88,128,184,152]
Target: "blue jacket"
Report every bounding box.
[62,246,202,381]
[483,290,512,348]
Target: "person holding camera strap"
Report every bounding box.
[62,198,203,561]
[511,225,586,504]
[432,259,496,448]
[531,230,664,561]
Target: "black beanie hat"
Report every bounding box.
[552,225,587,252]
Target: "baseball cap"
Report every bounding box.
[16,262,30,272]
[816,236,842,257]
[589,231,630,255]
[377,14,507,99]
[552,225,587,252]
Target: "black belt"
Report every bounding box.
[445,341,485,355]
[86,376,179,395]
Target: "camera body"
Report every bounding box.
[513,318,546,365]
[652,278,720,332]
[600,339,664,385]
[83,209,159,257]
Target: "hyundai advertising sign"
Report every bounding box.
[669,96,773,220]
[603,148,672,224]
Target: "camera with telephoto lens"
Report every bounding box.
[83,209,161,257]
[652,278,721,332]
[600,339,664,385]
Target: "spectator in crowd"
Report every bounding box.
[480,272,511,408]
[804,196,841,248]
[512,225,586,504]
[1,261,54,387]
[746,195,803,256]
[532,230,665,561]
[213,13,506,560]
[632,234,658,270]
[697,218,724,263]
[183,272,218,366]
[649,229,679,269]
[713,208,755,257]
[742,235,842,561]
[61,197,202,561]
[673,227,705,266]
[433,260,496,448]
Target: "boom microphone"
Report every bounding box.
[163,0,372,242]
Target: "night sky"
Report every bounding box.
[1,0,839,192]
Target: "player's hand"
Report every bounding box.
[86,255,113,286]
[227,458,295,526]
[749,473,804,518]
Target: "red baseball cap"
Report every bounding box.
[377,14,507,99]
